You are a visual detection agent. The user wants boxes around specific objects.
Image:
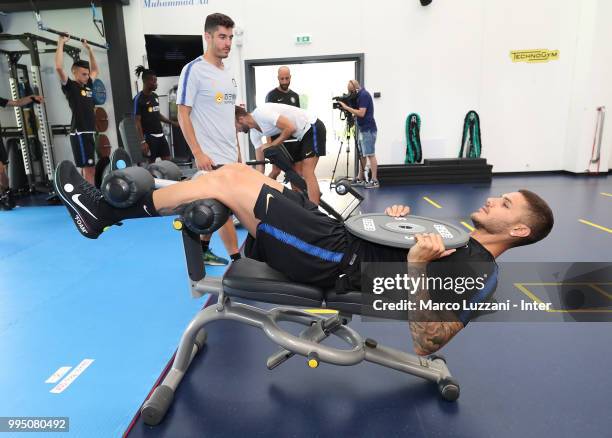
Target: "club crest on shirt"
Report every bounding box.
[80,88,93,98]
[214,92,236,104]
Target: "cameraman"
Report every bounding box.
[338,79,379,188]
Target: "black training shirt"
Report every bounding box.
[425,238,497,324]
[344,236,497,324]
[61,78,95,132]
[265,88,300,107]
[133,91,163,135]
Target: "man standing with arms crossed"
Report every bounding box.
[176,13,241,266]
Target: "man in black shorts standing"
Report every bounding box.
[55,35,99,184]
[54,160,553,356]
[235,104,326,204]
[133,65,179,163]
[264,66,301,180]
[0,95,44,210]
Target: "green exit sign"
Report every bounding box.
[295,35,312,45]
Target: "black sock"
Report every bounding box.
[201,239,210,252]
[230,252,241,261]
[110,192,159,222]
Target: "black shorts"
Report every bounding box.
[70,132,96,168]
[299,119,326,159]
[0,139,7,165]
[244,184,349,288]
[145,134,171,161]
[282,140,302,163]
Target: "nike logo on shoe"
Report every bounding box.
[144,205,152,216]
[266,193,274,213]
[54,160,109,240]
[72,194,98,219]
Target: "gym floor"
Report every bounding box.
[1,173,610,438]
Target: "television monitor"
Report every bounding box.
[144,34,204,77]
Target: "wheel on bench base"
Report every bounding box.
[438,376,460,402]
[142,385,174,426]
[335,179,350,195]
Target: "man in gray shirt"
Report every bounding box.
[176,12,241,265]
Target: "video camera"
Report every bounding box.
[332,92,357,110]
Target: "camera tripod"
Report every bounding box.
[330,109,358,189]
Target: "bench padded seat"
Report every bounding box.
[222,258,325,307]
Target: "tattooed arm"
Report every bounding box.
[406,234,462,356]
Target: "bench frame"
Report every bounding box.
[140,227,460,426]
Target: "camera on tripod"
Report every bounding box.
[332,92,357,110]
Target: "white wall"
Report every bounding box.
[564,0,612,173]
[4,0,611,173]
[0,7,117,165]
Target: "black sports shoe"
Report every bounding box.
[54,160,115,239]
[2,189,16,210]
[0,191,12,211]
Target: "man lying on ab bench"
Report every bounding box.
[54,160,553,355]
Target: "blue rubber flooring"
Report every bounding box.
[0,206,246,438]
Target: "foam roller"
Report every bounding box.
[182,199,230,234]
[148,160,182,181]
[101,166,155,208]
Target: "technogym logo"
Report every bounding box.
[510,49,559,63]
[143,0,209,8]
